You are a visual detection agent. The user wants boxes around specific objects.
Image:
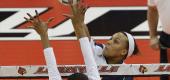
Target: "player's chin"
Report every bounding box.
[102,50,107,56]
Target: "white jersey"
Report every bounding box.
[43,47,62,80]
[148,0,170,34]
[90,38,107,65]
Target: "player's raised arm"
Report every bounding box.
[79,37,101,80]
[24,10,62,80]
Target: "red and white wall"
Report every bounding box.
[0,0,161,80]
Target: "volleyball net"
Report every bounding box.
[0,64,170,78]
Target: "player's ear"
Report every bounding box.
[121,49,127,56]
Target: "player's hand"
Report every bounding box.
[63,0,88,25]
[24,10,54,37]
[150,37,160,50]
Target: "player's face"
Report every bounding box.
[103,32,128,58]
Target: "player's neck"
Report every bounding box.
[106,57,123,64]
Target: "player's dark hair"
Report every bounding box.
[68,73,89,80]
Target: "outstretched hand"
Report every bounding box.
[24,10,54,36]
[63,0,91,39]
[24,10,55,48]
[64,0,88,25]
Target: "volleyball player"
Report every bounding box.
[64,0,139,80]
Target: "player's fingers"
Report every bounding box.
[24,17,34,23]
[81,5,88,14]
[68,0,78,15]
[27,13,34,20]
[35,10,40,22]
[24,17,29,21]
